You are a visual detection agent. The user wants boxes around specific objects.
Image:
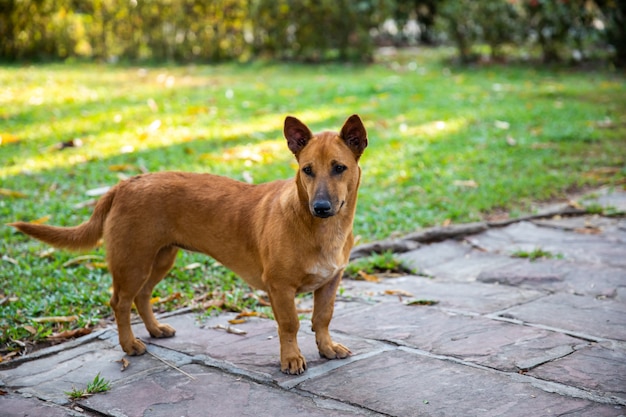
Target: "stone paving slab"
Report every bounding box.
[477,258,626,298]
[398,240,520,282]
[298,349,622,417]
[331,302,590,373]
[467,221,626,268]
[4,394,88,417]
[339,275,543,314]
[132,312,387,385]
[78,363,382,417]
[0,336,190,406]
[496,292,626,341]
[528,341,626,403]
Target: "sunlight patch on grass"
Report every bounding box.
[401,117,468,140]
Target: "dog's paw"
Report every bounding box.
[281,353,307,375]
[149,323,176,338]
[319,342,352,360]
[124,338,147,356]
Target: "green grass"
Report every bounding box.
[65,372,111,400]
[511,247,563,261]
[344,251,416,278]
[1,48,625,354]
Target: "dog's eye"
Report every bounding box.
[333,164,347,174]
[303,166,314,176]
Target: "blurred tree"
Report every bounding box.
[596,0,626,67]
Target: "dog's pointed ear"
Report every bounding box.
[340,114,368,160]
[284,116,313,156]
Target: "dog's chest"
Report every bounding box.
[300,249,346,293]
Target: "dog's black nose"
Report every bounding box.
[313,200,332,217]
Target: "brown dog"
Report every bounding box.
[10,115,367,375]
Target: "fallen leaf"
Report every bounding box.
[32,315,78,323]
[0,133,20,145]
[47,327,92,340]
[228,318,248,325]
[235,311,258,319]
[407,299,439,306]
[214,324,247,335]
[38,248,56,258]
[1,351,18,363]
[117,357,130,371]
[108,164,137,172]
[358,270,380,282]
[63,255,104,267]
[184,262,202,270]
[202,299,225,309]
[73,199,98,209]
[29,215,51,225]
[0,388,8,395]
[0,188,27,198]
[1,255,18,265]
[85,186,111,197]
[150,292,182,305]
[384,289,414,297]
[442,218,452,227]
[574,227,602,235]
[494,120,510,130]
[23,325,37,335]
[453,179,479,188]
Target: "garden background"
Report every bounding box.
[1,0,625,358]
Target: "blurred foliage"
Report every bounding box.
[0,0,624,65]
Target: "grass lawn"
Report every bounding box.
[1,48,625,354]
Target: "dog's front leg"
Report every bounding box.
[312,271,352,360]
[267,285,307,374]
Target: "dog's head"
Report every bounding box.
[284,115,367,219]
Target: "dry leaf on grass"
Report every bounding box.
[47,328,92,340]
[150,292,182,305]
[0,188,27,198]
[62,255,104,268]
[32,315,78,323]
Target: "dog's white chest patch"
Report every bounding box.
[307,260,344,279]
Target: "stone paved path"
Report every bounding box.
[2,187,625,416]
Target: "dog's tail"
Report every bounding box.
[8,187,116,251]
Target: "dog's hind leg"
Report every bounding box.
[108,245,170,356]
[134,246,178,339]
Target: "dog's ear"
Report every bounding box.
[340,114,368,160]
[284,116,313,156]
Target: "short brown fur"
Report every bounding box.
[10,115,368,375]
